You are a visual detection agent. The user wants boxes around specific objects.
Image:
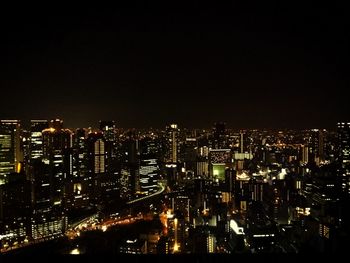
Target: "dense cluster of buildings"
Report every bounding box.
[0,119,349,253]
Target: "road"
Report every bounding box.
[127,182,166,205]
[66,214,145,240]
[1,182,166,253]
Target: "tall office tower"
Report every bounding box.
[301,145,309,165]
[29,159,68,240]
[87,132,106,204]
[337,122,350,196]
[121,134,140,196]
[224,168,236,194]
[0,173,31,245]
[139,137,159,195]
[29,120,49,160]
[99,121,117,179]
[181,137,197,175]
[196,159,209,178]
[69,128,89,208]
[166,124,179,163]
[30,120,72,240]
[309,129,325,166]
[87,132,118,205]
[212,122,227,149]
[74,128,88,178]
[0,120,22,184]
[239,131,245,153]
[42,126,73,205]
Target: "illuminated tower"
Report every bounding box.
[29,120,49,160]
[87,133,105,202]
[121,131,140,197]
[0,120,22,183]
[69,128,89,208]
[139,137,159,195]
[239,131,245,153]
[337,122,350,196]
[42,125,73,205]
[29,121,71,240]
[99,120,117,178]
[309,129,325,166]
[166,124,179,163]
[87,132,118,205]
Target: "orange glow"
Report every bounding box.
[16,163,22,173]
[173,243,179,252]
[43,128,55,133]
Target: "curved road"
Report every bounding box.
[127,182,166,205]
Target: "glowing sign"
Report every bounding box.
[230,219,244,235]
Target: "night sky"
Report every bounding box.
[1,2,349,129]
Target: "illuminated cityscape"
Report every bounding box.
[1,2,350,257]
[0,120,350,255]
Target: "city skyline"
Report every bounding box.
[1,118,349,254]
[1,3,349,129]
[1,2,350,256]
[0,118,345,131]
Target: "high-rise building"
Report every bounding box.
[139,158,158,195]
[0,173,31,246]
[301,145,309,165]
[337,122,350,196]
[87,132,106,203]
[67,128,90,208]
[309,129,325,166]
[29,158,68,241]
[239,132,245,154]
[166,124,179,163]
[121,135,140,197]
[29,120,49,160]
[196,160,209,178]
[42,126,73,206]
[0,120,22,184]
[139,138,159,195]
[99,121,117,185]
[212,122,228,149]
[87,132,118,205]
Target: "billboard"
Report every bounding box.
[209,149,232,164]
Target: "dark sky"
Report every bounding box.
[1,2,349,129]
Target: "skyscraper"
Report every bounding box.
[337,122,350,196]
[29,120,49,160]
[28,119,71,241]
[0,120,22,184]
[87,132,118,205]
[87,132,106,203]
[239,132,245,154]
[212,122,227,149]
[309,129,325,166]
[99,121,117,180]
[68,128,90,208]
[42,126,73,205]
[139,137,159,195]
[166,124,179,163]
